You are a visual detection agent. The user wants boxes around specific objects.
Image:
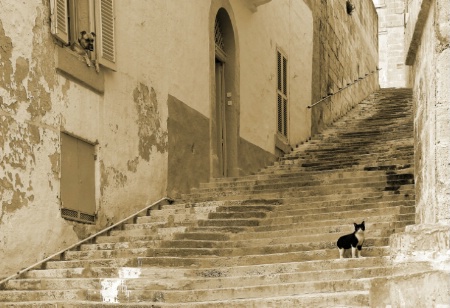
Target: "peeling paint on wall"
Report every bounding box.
[127,157,139,173]
[0,117,41,214]
[132,83,168,161]
[0,20,13,92]
[100,161,128,197]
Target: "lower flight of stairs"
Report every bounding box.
[0,88,417,307]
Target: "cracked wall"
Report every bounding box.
[0,1,170,278]
[133,83,168,161]
[0,3,79,278]
[407,0,450,225]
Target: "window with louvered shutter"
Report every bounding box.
[277,50,288,137]
[50,0,116,72]
[95,0,116,70]
[51,0,69,44]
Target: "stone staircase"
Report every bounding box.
[0,88,416,307]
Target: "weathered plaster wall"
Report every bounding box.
[232,0,314,149]
[0,2,77,277]
[167,95,210,198]
[165,1,211,118]
[307,0,380,135]
[0,0,170,278]
[238,138,275,176]
[374,0,409,87]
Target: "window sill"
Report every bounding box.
[56,47,105,94]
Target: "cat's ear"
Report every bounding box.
[361,221,365,225]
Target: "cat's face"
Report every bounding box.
[354,221,365,233]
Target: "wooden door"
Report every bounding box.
[215,60,227,177]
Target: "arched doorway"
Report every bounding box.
[210,5,239,178]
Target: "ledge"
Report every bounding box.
[275,133,291,154]
[56,47,105,94]
[244,0,272,12]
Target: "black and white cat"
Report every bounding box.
[337,221,365,259]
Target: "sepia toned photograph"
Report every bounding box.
[0,0,449,306]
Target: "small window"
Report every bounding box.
[60,133,96,224]
[50,0,116,71]
[277,50,288,137]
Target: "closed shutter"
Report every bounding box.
[95,0,117,70]
[61,133,96,224]
[51,0,69,44]
[277,50,288,137]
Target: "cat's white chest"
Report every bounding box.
[355,232,365,245]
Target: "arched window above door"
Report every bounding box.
[215,18,226,60]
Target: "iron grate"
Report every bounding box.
[61,208,96,224]
[215,18,225,53]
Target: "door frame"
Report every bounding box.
[215,57,227,177]
[209,3,240,178]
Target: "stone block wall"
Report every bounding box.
[374,0,409,88]
[406,0,450,225]
[305,0,380,135]
[384,0,450,305]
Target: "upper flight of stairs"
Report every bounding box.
[0,88,416,307]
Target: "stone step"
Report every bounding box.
[0,290,370,307]
[287,141,413,151]
[5,265,391,292]
[142,207,217,219]
[282,147,413,160]
[209,168,386,182]
[264,160,413,173]
[208,166,412,185]
[95,200,413,242]
[252,214,415,233]
[185,186,415,203]
[195,178,403,193]
[202,171,389,189]
[281,155,414,168]
[44,247,390,270]
[23,256,389,281]
[65,223,392,253]
[195,174,414,194]
[0,290,87,303]
[187,181,415,201]
[95,226,188,244]
[187,191,413,210]
[63,236,389,261]
[232,221,400,241]
[211,202,414,220]
[107,225,193,238]
[227,199,415,216]
[156,236,388,251]
[295,134,412,145]
[258,206,414,225]
[83,279,372,304]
